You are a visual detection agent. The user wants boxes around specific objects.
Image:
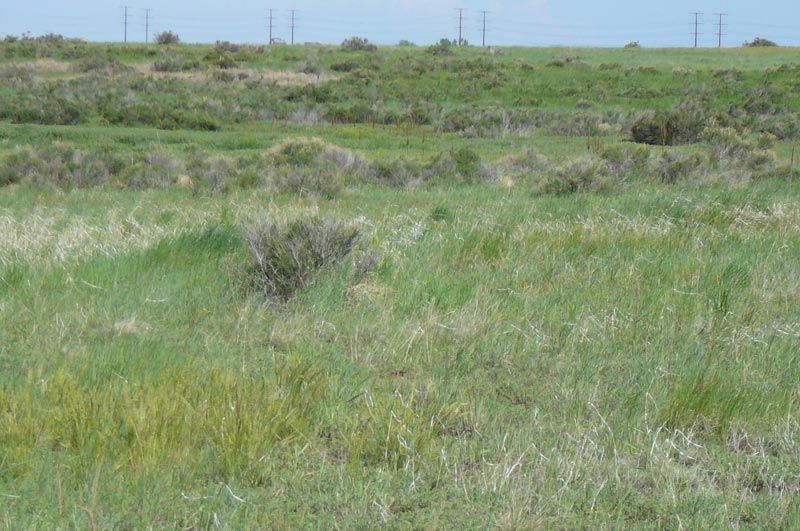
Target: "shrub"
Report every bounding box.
[538,157,612,195]
[599,144,650,176]
[155,31,180,45]
[0,143,118,189]
[341,37,377,52]
[213,40,242,53]
[624,41,641,49]
[204,50,238,69]
[152,53,201,72]
[427,40,453,56]
[398,40,416,47]
[631,99,709,145]
[648,150,707,184]
[70,56,130,75]
[246,217,359,300]
[490,148,550,182]
[450,147,481,179]
[631,112,668,145]
[744,37,777,47]
[264,137,368,197]
[330,60,359,72]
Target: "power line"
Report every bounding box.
[268,8,274,45]
[714,13,727,48]
[690,12,703,48]
[122,6,130,43]
[456,8,464,46]
[480,10,489,47]
[289,9,296,45]
[144,8,151,43]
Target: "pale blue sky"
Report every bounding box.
[2,1,798,47]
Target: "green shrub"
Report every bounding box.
[204,50,238,69]
[155,31,180,45]
[744,37,778,47]
[450,147,481,179]
[341,37,377,52]
[538,157,612,195]
[599,144,650,176]
[246,217,359,301]
[427,40,453,56]
[649,150,707,184]
[152,53,201,72]
[632,99,709,145]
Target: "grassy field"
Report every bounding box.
[1,38,800,527]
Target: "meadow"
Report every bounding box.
[1,36,800,527]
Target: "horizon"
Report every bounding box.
[1,1,798,48]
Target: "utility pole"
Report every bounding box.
[289,9,296,45]
[456,8,464,46]
[714,13,727,48]
[690,12,703,48]
[144,8,151,44]
[268,9,274,45]
[122,6,129,43]
[481,10,489,47]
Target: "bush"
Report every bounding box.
[155,31,180,45]
[264,137,368,197]
[341,37,377,52]
[538,157,612,195]
[398,40,416,47]
[631,99,709,145]
[246,217,359,301]
[331,60,360,73]
[744,37,777,47]
[152,53,201,72]
[648,150,707,184]
[427,40,453,56]
[204,50,238,69]
[624,41,641,49]
[70,56,130,75]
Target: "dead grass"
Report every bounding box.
[133,63,337,85]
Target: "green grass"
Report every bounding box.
[1,41,800,527]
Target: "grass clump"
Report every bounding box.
[246,216,360,301]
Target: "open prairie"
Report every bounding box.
[1,38,800,527]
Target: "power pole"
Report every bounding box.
[122,6,129,43]
[481,10,489,47]
[289,9,296,45]
[456,8,464,46]
[144,8,151,44]
[690,12,703,48]
[268,9,274,45]
[714,13,727,48]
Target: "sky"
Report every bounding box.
[1,1,798,48]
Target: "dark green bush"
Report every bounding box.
[246,217,359,301]
[155,31,180,45]
[744,37,777,47]
[341,37,377,52]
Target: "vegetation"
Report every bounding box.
[155,31,181,45]
[1,39,800,527]
[745,37,778,47]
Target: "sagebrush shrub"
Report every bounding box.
[155,31,180,45]
[341,37,377,52]
[538,157,612,195]
[246,217,359,300]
